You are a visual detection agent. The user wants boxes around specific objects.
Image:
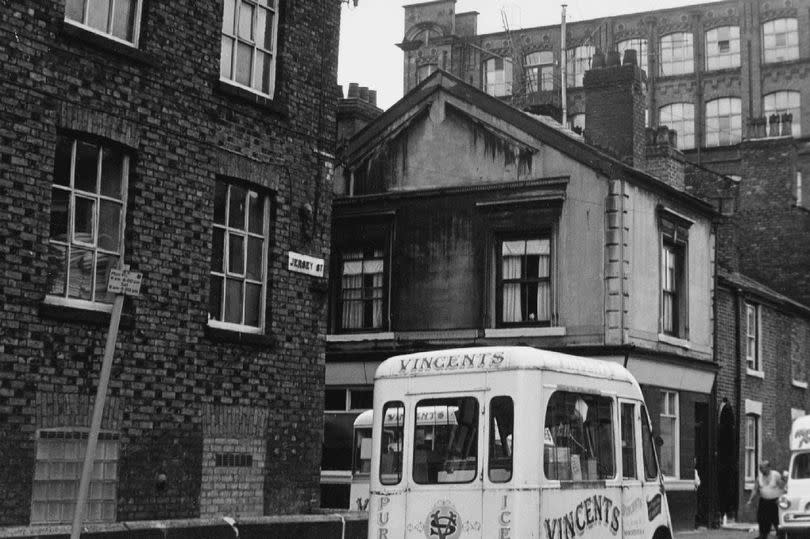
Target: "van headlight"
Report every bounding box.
[778,495,791,510]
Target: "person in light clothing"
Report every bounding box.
[747,460,786,539]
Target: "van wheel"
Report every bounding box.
[652,527,672,539]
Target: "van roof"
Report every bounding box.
[375,346,638,385]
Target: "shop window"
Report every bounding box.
[659,390,679,478]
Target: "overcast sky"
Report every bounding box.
[338,0,709,110]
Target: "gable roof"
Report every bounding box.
[341,69,716,216]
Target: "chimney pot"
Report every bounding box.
[348,83,360,98]
[769,114,780,137]
[368,90,377,107]
[781,112,793,137]
[622,49,638,67]
[606,50,621,67]
[592,50,606,69]
[359,86,369,101]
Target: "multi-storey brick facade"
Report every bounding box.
[1,0,338,528]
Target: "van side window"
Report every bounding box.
[544,391,615,480]
[379,402,404,485]
[489,396,514,482]
[640,405,659,480]
[413,398,478,484]
[621,403,638,479]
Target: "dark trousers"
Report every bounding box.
[758,497,783,539]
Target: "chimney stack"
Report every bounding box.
[337,82,384,146]
[583,49,647,167]
[644,126,686,190]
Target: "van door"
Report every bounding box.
[405,395,483,539]
[619,399,647,536]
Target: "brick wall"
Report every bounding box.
[0,0,338,526]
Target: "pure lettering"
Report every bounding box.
[544,495,622,538]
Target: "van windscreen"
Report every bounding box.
[793,453,810,479]
[413,397,479,484]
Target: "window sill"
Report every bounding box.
[702,65,741,75]
[326,332,395,342]
[746,368,765,379]
[214,80,287,117]
[484,327,566,338]
[657,334,691,348]
[60,21,156,67]
[39,300,134,328]
[204,325,275,347]
[793,380,808,389]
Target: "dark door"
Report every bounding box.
[694,402,710,527]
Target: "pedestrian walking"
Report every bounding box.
[747,460,786,539]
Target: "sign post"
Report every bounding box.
[70,265,141,539]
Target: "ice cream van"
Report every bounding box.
[366,346,673,539]
[779,414,810,536]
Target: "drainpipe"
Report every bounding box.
[734,285,743,520]
[561,4,568,126]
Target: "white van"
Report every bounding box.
[366,346,673,539]
[779,415,810,536]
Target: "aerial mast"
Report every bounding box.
[561,4,568,126]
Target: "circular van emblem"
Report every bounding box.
[424,499,462,539]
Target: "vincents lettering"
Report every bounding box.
[398,352,506,373]
[544,495,621,539]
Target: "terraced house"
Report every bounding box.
[0,0,338,529]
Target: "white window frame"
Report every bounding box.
[566,45,595,87]
[744,401,762,489]
[208,180,271,333]
[762,18,799,64]
[220,0,280,98]
[659,390,680,479]
[496,235,554,327]
[31,429,119,525]
[46,136,129,313]
[483,56,513,97]
[64,0,143,46]
[764,91,801,138]
[524,51,555,92]
[617,37,648,74]
[745,302,762,376]
[705,97,742,147]
[705,26,741,70]
[658,102,696,149]
[659,32,694,76]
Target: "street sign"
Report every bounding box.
[123,272,142,295]
[107,268,126,293]
[287,251,325,277]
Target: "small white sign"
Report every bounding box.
[107,268,142,296]
[287,251,324,277]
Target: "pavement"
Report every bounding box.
[675,524,760,538]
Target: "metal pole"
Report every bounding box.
[561,4,568,126]
[70,292,124,539]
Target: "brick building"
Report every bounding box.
[1,0,338,528]
[399,0,810,305]
[328,57,723,529]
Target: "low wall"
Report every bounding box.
[0,514,368,539]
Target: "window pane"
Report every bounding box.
[98,200,121,252]
[74,197,95,243]
[99,148,124,198]
[54,138,73,187]
[621,403,637,479]
[213,181,227,224]
[211,228,225,272]
[75,142,99,193]
[238,1,254,40]
[544,391,614,480]
[380,402,404,485]
[222,0,235,33]
[220,37,234,79]
[209,275,223,321]
[66,0,86,22]
[255,8,267,49]
[94,253,117,302]
[248,191,264,233]
[489,396,514,483]
[87,0,111,32]
[641,406,659,480]
[47,243,68,296]
[236,41,253,86]
[413,398,478,484]
[254,51,267,92]
[224,278,243,323]
[111,0,134,41]
[228,233,244,274]
[228,185,246,229]
[50,189,70,241]
[246,236,263,279]
[245,282,261,326]
[68,248,94,300]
